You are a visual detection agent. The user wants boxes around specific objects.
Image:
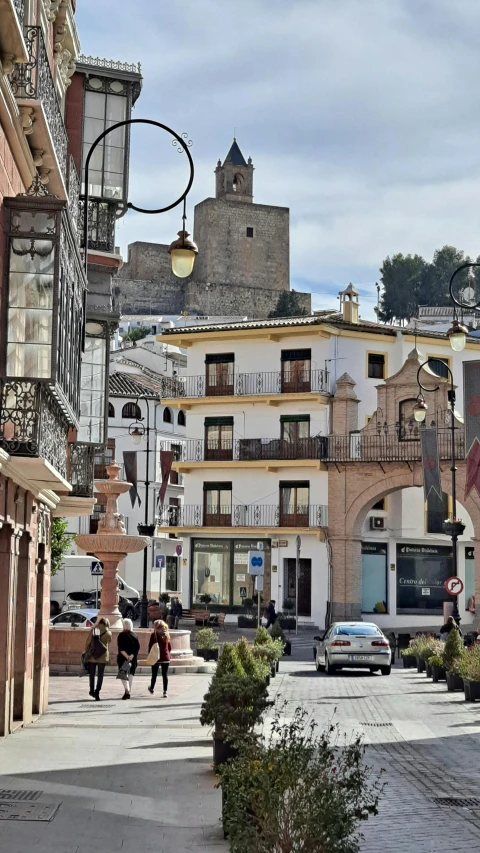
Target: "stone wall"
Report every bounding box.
[185,280,310,317]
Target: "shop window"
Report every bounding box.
[165,556,178,591]
[361,543,387,613]
[396,543,452,613]
[281,349,311,393]
[367,353,386,379]
[192,539,231,605]
[203,482,232,526]
[279,481,309,527]
[205,353,234,397]
[205,417,234,461]
[426,491,449,534]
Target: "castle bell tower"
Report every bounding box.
[215,139,254,202]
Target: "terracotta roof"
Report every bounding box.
[109,372,160,399]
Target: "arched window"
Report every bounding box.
[122,402,141,419]
[232,173,244,193]
[398,398,420,441]
[108,403,115,418]
[178,410,186,427]
[163,407,172,424]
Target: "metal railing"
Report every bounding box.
[78,198,117,252]
[13,0,25,27]
[159,368,329,399]
[160,437,323,463]
[0,381,68,478]
[67,156,80,233]
[323,430,465,463]
[68,442,96,497]
[157,503,328,529]
[10,26,68,181]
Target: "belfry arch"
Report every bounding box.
[326,349,480,626]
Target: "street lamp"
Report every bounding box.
[128,404,156,628]
[83,118,197,279]
[446,262,480,352]
[416,360,465,624]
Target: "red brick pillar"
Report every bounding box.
[328,535,362,621]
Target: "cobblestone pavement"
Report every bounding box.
[1,660,480,850]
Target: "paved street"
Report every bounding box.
[2,655,480,850]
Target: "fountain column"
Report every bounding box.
[75,461,150,629]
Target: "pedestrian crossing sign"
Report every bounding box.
[90,560,103,576]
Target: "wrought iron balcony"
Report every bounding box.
[78,198,117,253]
[323,429,465,463]
[9,25,68,186]
[67,156,80,234]
[157,503,328,529]
[160,437,323,463]
[160,369,329,400]
[13,0,25,26]
[0,381,68,479]
[68,442,96,498]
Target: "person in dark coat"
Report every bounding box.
[117,618,140,699]
[264,600,277,629]
[148,620,172,698]
[440,616,462,640]
[168,598,183,630]
[85,617,111,701]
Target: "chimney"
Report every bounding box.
[338,283,359,324]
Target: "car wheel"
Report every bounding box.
[313,647,317,661]
[315,654,325,672]
[325,654,337,675]
[381,666,391,676]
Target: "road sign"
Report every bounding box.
[248,550,264,576]
[255,575,264,592]
[155,555,165,569]
[90,560,103,576]
[444,576,464,596]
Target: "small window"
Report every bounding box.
[122,402,141,419]
[246,227,254,238]
[428,357,449,379]
[178,410,186,427]
[367,353,385,379]
[372,498,385,511]
[163,407,172,424]
[108,403,115,418]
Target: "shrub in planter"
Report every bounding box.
[237,615,257,628]
[196,627,220,661]
[200,672,270,765]
[426,660,433,678]
[400,648,417,668]
[429,653,446,682]
[460,646,480,701]
[198,593,212,609]
[236,637,269,680]
[269,620,286,669]
[444,628,465,678]
[216,643,246,678]
[219,706,384,852]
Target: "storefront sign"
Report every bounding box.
[397,543,452,612]
[236,573,246,582]
[194,540,230,552]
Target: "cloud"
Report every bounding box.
[75,0,480,319]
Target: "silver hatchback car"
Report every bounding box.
[314,622,392,676]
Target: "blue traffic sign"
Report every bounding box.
[248,550,264,576]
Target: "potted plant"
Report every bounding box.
[429,652,446,682]
[237,598,256,629]
[409,635,431,673]
[196,627,220,661]
[280,598,296,630]
[253,627,284,683]
[270,619,286,670]
[198,593,212,610]
[460,645,480,702]
[444,627,465,692]
[401,647,417,669]
[219,705,384,849]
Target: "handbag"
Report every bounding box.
[92,635,107,660]
[80,639,94,677]
[145,642,160,666]
[116,660,131,680]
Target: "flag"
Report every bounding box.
[420,427,442,501]
[158,450,174,507]
[464,361,480,499]
[123,451,141,508]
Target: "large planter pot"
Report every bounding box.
[432,665,446,683]
[271,665,276,678]
[265,674,270,687]
[279,617,296,630]
[463,679,480,702]
[276,660,280,673]
[416,657,426,673]
[446,671,464,692]
[237,616,256,629]
[402,654,416,669]
[426,661,433,678]
[197,648,219,662]
[213,733,238,767]
[283,640,292,657]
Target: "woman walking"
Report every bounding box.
[148,619,172,698]
[117,618,140,699]
[85,617,111,701]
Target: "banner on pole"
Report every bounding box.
[158,450,174,507]
[123,451,141,508]
[464,361,480,499]
[420,427,442,502]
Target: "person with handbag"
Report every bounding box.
[147,619,172,697]
[117,618,140,700]
[85,617,111,700]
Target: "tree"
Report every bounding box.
[378,253,426,324]
[122,325,152,344]
[268,290,308,319]
[418,246,471,307]
[51,518,73,576]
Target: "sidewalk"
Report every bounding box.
[0,674,228,852]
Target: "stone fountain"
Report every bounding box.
[75,461,149,628]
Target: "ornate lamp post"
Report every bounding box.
[414,361,465,624]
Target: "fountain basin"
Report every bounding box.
[75,534,149,553]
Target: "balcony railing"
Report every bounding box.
[78,198,117,253]
[67,156,80,234]
[0,381,68,478]
[68,442,96,498]
[157,503,328,529]
[10,26,68,181]
[323,430,465,463]
[13,0,25,26]
[159,369,329,399]
[160,437,322,463]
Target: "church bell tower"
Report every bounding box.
[215,139,254,203]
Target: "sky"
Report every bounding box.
[76,0,480,320]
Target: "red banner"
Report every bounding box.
[464,361,480,499]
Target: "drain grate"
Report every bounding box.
[0,802,60,821]
[78,704,115,710]
[360,722,393,727]
[432,797,480,808]
[0,790,42,802]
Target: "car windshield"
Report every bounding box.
[334,625,382,636]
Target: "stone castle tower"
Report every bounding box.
[117,140,308,317]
